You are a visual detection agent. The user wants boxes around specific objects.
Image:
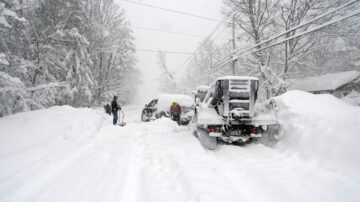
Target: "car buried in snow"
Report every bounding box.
[141,94,194,125]
[194,76,279,150]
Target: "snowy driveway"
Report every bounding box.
[0,104,359,202]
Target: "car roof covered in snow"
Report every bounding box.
[156,94,193,111]
[196,85,210,92]
[216,76,259,81]
[288,71,360,92]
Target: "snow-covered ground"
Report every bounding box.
[0,91,360,202]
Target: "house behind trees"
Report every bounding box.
[288,71,360,98]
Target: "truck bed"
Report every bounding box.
[197,106,277,126]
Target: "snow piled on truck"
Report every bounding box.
[274,90,360,174]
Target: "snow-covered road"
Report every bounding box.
[1,93,360,202]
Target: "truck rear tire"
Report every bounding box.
[193,129,198,138]
[197,127,217,150]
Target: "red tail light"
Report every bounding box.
[209,127,217,133]
[251,127,257,134]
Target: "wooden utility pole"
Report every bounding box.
[232,14,236,75]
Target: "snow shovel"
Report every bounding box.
[118,110,127,127]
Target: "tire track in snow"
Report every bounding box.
[116,126,150,202]
[31,121,145,202]
[36,126,134,202]
[121,119,248,202]
[205,144,344,202]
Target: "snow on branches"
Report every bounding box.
[0,0,138,116]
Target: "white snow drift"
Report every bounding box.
[0,91,359,202]
[274,90,360,175]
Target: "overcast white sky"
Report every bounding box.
[114,0,225,103]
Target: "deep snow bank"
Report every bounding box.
[274,90,360,173]
[0,106,109,200]
[0,106,106,156]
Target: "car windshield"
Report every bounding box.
[148,99,158,107]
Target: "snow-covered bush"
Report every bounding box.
[44,28,95,107]
[0,72,38,117]
[0,53,8,65]
[342,90,360,106]
[0,2,25,28]
[28,82,71,107]
[0,0,138,116]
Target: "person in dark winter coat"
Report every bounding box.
[170,101,182,125]
[111,96,121,125]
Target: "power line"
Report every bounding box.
[196,0,360,81]
[96,47,196,55]
[213,26,229,42]
[136,48,195,55]
[190,26,231,78]
[232,0,360,58]
[121,0,222,22]
[132,25,205,38]
[242,10,360,57]
[131,25,229,40]
[198,10,360,81]
[174,16,231,71]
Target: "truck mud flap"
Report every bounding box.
[197,128,217,150]
[260,124,279,146]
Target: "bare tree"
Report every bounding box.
[223,0,279,98]
[279,0,328,78]
[157,51,177,93]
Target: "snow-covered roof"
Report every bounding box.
[288,71,360,92]
[217,76,259,81]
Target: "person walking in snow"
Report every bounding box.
[111,96,121,125]
[170,101,182,125]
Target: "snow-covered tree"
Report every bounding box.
[218,0,360,99]
[223,0,280,98]
[183,39,232,88]
[0,0,138,116]
[80,0,139,104]
[0,2,25,28]
[0,72,39,117]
